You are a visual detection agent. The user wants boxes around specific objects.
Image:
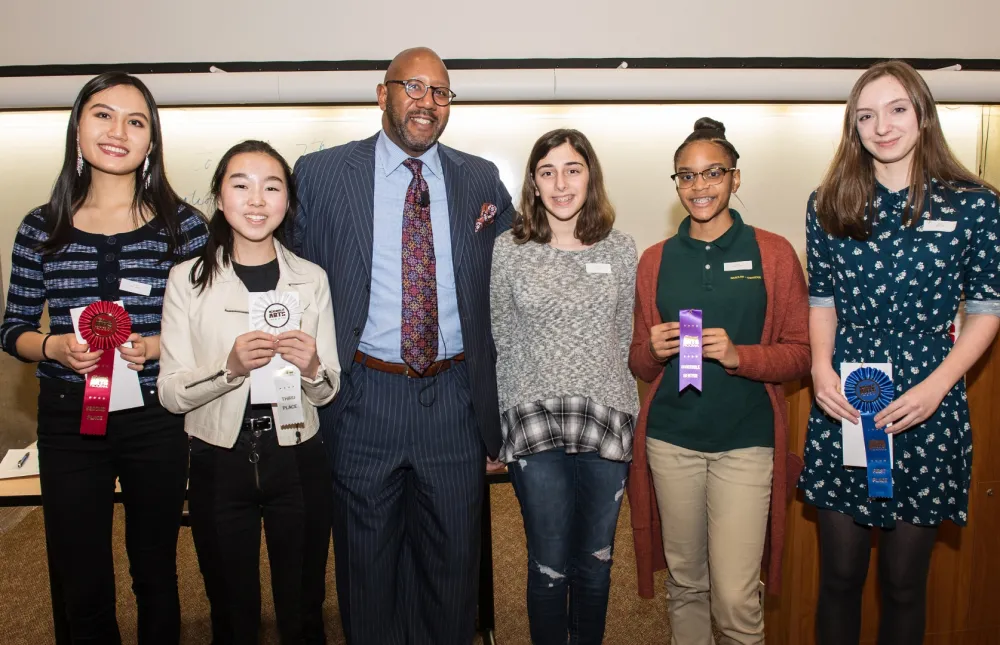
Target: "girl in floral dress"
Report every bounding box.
[800,60,1000,645]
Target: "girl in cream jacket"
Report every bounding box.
[158,140,340,644]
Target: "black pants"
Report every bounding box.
[327,361,484,645]
[188,424,332,645]
[36,379,188,645]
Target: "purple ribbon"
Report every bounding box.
[678,309,703,393]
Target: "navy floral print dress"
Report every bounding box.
[800,180,1000,527]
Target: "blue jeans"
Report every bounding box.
[509,449,629,645]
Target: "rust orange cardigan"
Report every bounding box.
[627,226,810,598]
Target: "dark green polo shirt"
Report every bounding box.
[647,210,774,452]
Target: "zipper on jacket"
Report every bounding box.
[184,369,226,389]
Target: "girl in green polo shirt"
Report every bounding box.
[628,118,811,645]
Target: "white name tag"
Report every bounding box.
[586,263,612,274]
[119,278,152,296]
[918,220,957,233]
[724,261,753,272]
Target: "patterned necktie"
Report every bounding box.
[400,158,438,374]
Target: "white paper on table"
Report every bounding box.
[70,301,144,412]
[0,447,40,479]
[247,291,301,404]
[841,362,894,467]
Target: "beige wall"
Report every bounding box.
[3,0,999,66]
[0,102,989,445]
[984,105,1000,187]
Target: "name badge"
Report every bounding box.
[724,261,753,272]
[119,278,152,296]
[918,220,957,233]
[586,263,612,274]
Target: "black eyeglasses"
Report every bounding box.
[670,167,737,188]
[384,79,457,106]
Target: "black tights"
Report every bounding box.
[816,509,938,645]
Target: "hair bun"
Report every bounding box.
[693,117,726,136]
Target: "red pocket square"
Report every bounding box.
[475,202,498,232]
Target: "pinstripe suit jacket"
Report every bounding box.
[290,132,515,457]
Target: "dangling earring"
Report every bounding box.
[142,155,150,189]
[76,140,84,177]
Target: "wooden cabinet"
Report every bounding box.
[768,336,1000,644]
[969,482,1000,631]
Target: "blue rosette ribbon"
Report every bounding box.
[844,366,895,498]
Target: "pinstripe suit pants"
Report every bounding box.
[325,359,485,645]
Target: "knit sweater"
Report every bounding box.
[1,205,207,387]
[627,226,810,598]
[491,228,639,418]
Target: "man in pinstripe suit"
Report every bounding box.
[290,47,515,644]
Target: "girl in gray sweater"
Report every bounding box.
[490,129,638,644]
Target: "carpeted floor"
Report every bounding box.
[0,483,674,644]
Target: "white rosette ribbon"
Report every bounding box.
[249,290,302,336]
[248,290,302,405]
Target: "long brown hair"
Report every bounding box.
[816,60,996,240]
[39,72,186,258]
[513,129,615,245]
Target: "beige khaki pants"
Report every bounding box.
[646,438,773,645]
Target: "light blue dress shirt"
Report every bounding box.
[358,130,463,362]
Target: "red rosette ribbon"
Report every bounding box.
[78,302,131,436]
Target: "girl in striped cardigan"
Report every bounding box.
[1,72,206,644]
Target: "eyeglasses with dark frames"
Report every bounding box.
[670,167,737,188]
[384,79,457,106]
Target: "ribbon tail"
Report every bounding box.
[861,414,893,498]
[679,370,702,393]
[80,351,116,436]
[678,309,703,393]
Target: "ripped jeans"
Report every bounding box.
[509,448,629,645]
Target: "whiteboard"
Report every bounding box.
[0,103,985,275]
[0,102,987,438]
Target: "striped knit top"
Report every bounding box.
[1,205,208,387]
